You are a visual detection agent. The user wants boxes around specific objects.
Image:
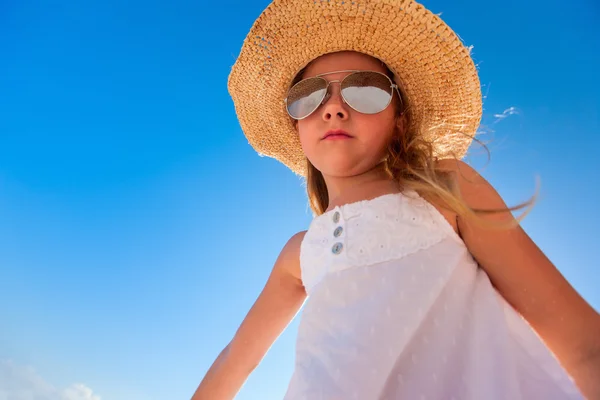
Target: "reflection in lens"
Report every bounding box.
[286,77,328,119]
[342,72,392,114]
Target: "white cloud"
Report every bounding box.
[493,106,520,122]
[61,384,100,400]
[0,360,100,400]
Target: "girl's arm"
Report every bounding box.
[439,159,600,399]
[191,231,307,400]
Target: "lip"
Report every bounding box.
[322,129,353,140]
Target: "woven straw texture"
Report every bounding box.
[228,0,482,176]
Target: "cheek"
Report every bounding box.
[359,113,397,148]
[380,109,399,142]
[296,119,319,148]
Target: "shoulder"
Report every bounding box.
[435,158,471,174]
[274,231,307,282]
[435,158,484,188]
[282,231,307,254]
[435,158,504,211]
[430,158,514,234]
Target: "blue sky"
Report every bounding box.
[0,0,598,399]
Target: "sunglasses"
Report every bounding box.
[284,70,401,120]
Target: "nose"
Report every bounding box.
[321,82,349,122]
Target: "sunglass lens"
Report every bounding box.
[341,72,393,114]
[286,77,328,119]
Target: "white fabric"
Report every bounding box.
[283,191,583,400]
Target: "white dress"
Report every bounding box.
[283,191,583,400]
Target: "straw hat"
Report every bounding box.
[228,0,482,176]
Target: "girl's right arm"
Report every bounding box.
[191,231,307,400]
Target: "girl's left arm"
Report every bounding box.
[439,159,600,399]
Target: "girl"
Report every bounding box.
[193,0,600,399]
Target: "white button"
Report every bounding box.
[332,242,343,254]
[332,211,340,223]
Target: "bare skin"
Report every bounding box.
[192,52,600,400]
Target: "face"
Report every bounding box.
[294,51,399,178]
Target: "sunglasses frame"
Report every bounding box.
[284,70,401,120]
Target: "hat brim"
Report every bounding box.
[228,0,482,176]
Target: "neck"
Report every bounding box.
[323,163,401,212]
